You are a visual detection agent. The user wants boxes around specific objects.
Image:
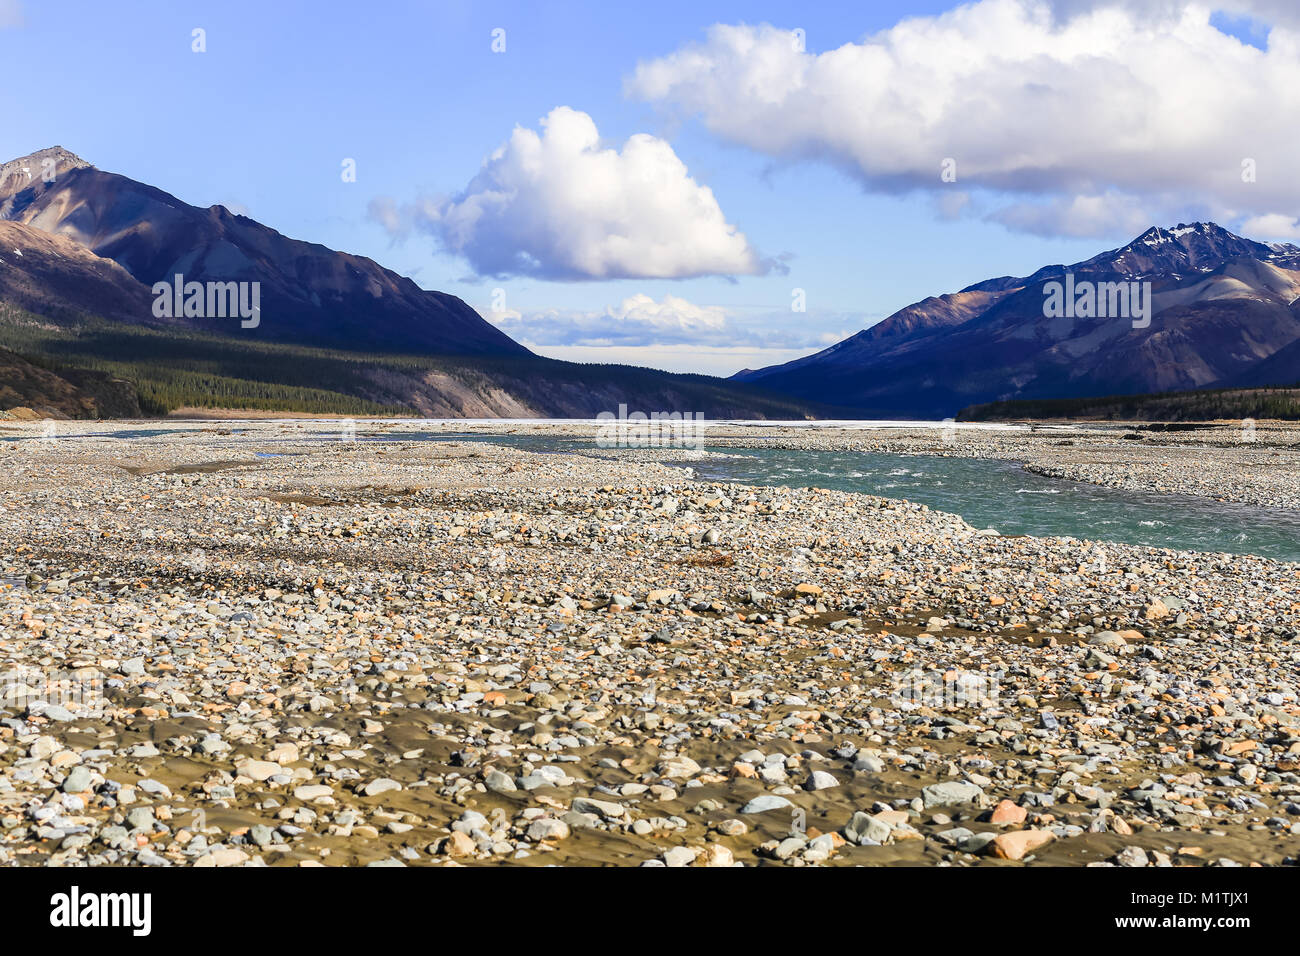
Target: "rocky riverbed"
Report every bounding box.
[0,420,1297,867]
[369,417,1300,509]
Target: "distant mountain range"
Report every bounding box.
[0,147,828,419]
[734,222,1300,417]
[8,146,1300,422]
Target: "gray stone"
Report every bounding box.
[921,781,984,809]
[1088,631,1128,648]
[741,795,793,814]
[845,811,893,845]
[125,808,155,831]
[526,818,570,841]
[1115,846,1150,867]
[361,777,401,797]
[571,796,627,820]
[662,846,699,867]
[805,770,839,791]
[61,767,93,793]
[934,826,975,846]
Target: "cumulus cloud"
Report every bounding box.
[1240,213,1300,240]
[373,107,765,280]
[480,292,847,352]
[476,290,866,374]
[627,0,1300,238]
[482,293,738,348]
[530,344,815,378]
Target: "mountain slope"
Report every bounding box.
[737,223,1300,417]
[0,219,154,321]
[0,147,836,420]
[732,288,1007,383]
[0,345,142,419]
[0,304,838,419]
[0,147,525,355]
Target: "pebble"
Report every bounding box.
[989,830,1055,860]
[922,781,984,809]
[361,778,402,797]
[805,771,840,791]
[741,796,794,814]
[0,420,1293,869]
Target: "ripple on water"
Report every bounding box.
[689,446,1300,563]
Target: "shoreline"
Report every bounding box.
[6,416,1296,509]
[0,423,1297,867]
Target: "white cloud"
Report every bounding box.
[376,107,765,280]
[628,1,1300,238]
[1208,0,1300,31]
[989,192,1159,238]
[482,293,742,347]
[599,292,729,336]
[530,344,815,378]
[0,0,22,28]
[478,292,848,361]
[1240,213,1300,240]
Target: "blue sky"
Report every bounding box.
[3,0,1298,374]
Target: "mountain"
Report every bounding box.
[0,346,141,419]
[732,288,1008,384]
[0,298,837,419]
[0,147,524,355]
[0,219,153,321]
[0,147,833,420]
[735,222,1300,417]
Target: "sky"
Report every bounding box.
[3,0,1299,375]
